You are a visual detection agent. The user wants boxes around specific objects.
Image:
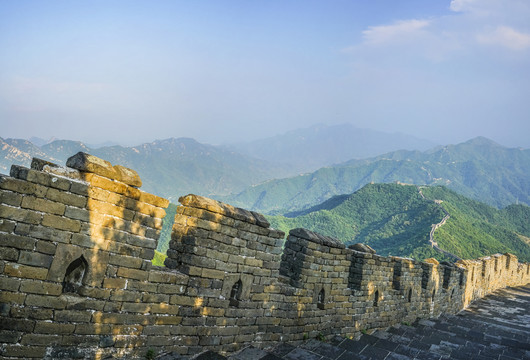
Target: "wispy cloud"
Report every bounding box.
[449,0,478,13]
[362,19,431,46]
[477,26,530,51]
[348,0,530,60]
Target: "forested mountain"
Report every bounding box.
[220,137,530,214]
[0,137,290,201]
[0,125,438,201]
[229,123,436,173]
[3,134,530,216]
[267,183,530,262]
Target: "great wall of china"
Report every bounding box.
[1,153,529,359]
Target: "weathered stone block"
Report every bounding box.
[74,323,111,335]
[0,175,48,197]
[202,268,226,280]
[148,270,179,284]
[137,191,169,208]
[0,204,42,225]
[22,196,66,216]
[0,330,22,344]
[127,234,157,249]
[1,344,46,358]
[19,279,62,295]
[54,310,93,322]
[158,283,187,295]
[0,276,20,291]
[108,254,143,269]
[154,316,182,325]
[25,294,67,309]
[0,190,23,207]
[31,158,59,171]
[0,219,16,234]
[169,295,196,306]
[18,251,53,268]
[84,173,128,195]
[103,278,127,289]
[16,224,71,243]
[109,289,142,302]
[4,263,48,280]
[42,214,81,232]
[20,333,60,347]
[0,290,25,305]
[34,321,75,334]
[113,164,142,187]
[64,206,90,222]
[35,240,56,255]
[66,152,118,179]
[69,181,89,196]
[0,247,20,261]
[120,302,151,313]
[88,199,134,221]
[117,267,148,281]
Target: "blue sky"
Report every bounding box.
[1,0,529,147]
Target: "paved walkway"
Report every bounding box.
[159,285,530,360]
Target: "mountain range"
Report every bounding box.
[229,123,436,173]
[266,183,530,262]
[0,137,288,201]
[0,124,440,202]
[2,127,530,214]
[220,137,530,214]
[4,126,530,264]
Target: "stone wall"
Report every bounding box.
[1,153,529,359]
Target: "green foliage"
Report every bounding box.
[268,183,530,262]
[157,202,178,254]
[421,187,530,262]
[145,349,156,360]
[152,251,167,267]
[222,137,530,214]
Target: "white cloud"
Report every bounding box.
[362,19,431,46]
[477,26,530,50]
[348,0,530,60]
[449,0,478,13]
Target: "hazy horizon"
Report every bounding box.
[2,1,529,148]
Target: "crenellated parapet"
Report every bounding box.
[1,153,529,359]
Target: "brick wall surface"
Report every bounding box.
[1,153,529,359]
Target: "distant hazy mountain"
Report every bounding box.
[219,137,530,213]
[0,137,290,201]
[28,136,55,147]
[267,183,530,262]
[0,137,56,174]
[229,123,437,172]
[90,138,290,200]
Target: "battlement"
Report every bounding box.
[1,153,529,359]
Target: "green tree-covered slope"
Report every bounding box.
[220,137,530,214]
[267,183,530,262]
[420,186,530,261]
